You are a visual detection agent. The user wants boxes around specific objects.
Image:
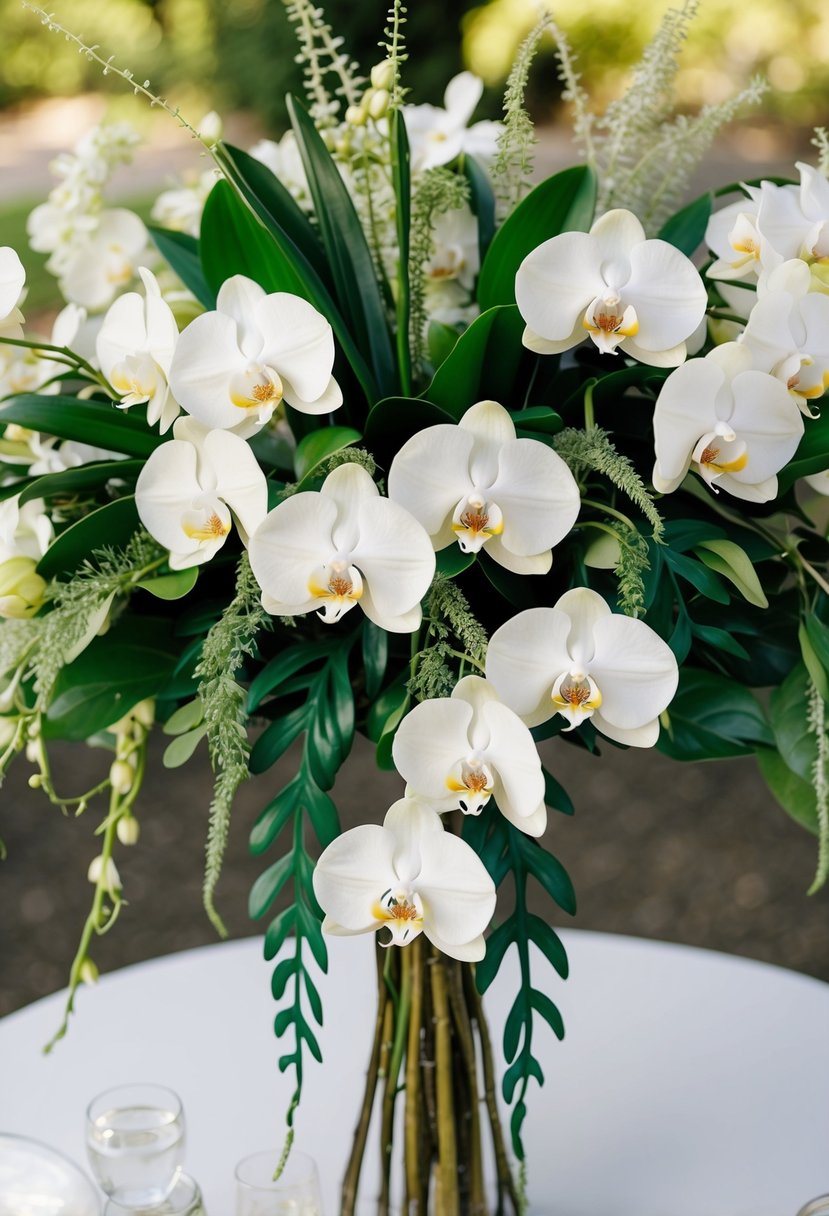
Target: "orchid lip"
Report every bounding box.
[308,558,364,624]
[373,888,425,946]
[551,670,602,730]
[445,754,495,815]
[451,494,504,554]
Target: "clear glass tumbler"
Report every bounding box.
[234,1150,322,1216]
[85,1082,186,1209]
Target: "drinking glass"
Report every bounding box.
[234,1150,322,1216]
[85,1082,186,1208]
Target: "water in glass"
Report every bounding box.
[86,1085,185,1209]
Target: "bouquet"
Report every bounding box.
[2,0,829,1210]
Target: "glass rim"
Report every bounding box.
[85,1082,183,1126]
[234,1149,318,1191]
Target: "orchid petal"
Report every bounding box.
[489,439,580,556]
[486,607,573,726]
[0,247,25,321]
[201,429,268,539]
[168,311,247,428]
[352,498,436,619]
[621,338,687,368]
[522,322,583,355]
[313,824,398,932]
[515,232,604,341]
[358,589,422,634]
[623,239,708,350]
[248,493,338,607]
[726,372,804,481]
[481,699,545,823]
[135,439,213,563]
[415,829,496,946]
[384,797,443,884]
[590,209,646,279]
[653,359,724,483]
[387,424,475,539]
[589,614,678,730]
[216,275,267,359]
[256,292,337,404]
[459,400,516,488]
[555,586,612,670]
[444,71,484,126]
[424,928,486,963]
[592,712,660,748]
[392,699,475,801]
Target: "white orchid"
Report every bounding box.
[515,209,705,364]
[486,588,678,748]
[97,267,181,433]
[248,463,435,633]
[739,259,829,416]
[387,400,580,575]
[753,163,829,264]
[403,72,501,174]
[151,170,217,238]
[135,416,268,569]
[426,204,480,292]
[705,192,772,281]
[805,470,829,495]
[0,496,53,564]
[392,675,546,837]
[249,133,311,209]
[516,209,707,367]
[652,342,804,502]
[168,275,341,438]
[312,796,496,961]
[57,209,148,311]
[0,247,25,337]
[0,303,90,398]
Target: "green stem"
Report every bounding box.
[431,950,459,1216]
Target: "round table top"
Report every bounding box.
[1,929,827,1215]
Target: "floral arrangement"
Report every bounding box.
[2,0,829,1210]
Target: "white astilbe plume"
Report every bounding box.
[812,128,829,179]
[582,0,766,230]
[491,15,551,217]
[282,0,363,126]
[547,14,595,169]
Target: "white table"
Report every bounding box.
[1,931,827,1215]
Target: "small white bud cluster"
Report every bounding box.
[345,61,394,127]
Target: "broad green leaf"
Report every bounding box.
[657,192,713,256]
[425,305,527,418]
[690,621,750,662]
[294,426,362,480]
[43,617,178,741]
[365,669,410,742]
[435,545,475,577]
[756,747,818,834]
[162,724,208,768]
[214,143,330,284]
[148,225,214,308]
[19,460,142,506]
[247,642,334,712]
[695,539,768,608]
[363,395,455,469]
[658,668,773,760]
[427,321,461,371]
[806,613,829,674]
[136,567,199,601]
[288,95,397,399]
[0,395,162,460]
[37,497,140,580]
[510,405,563,435]
[477,165,597,312]
[778,407,829,492]
[768,663,817,781]
[664,548,730,604]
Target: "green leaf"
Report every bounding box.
[294,426,362,480]
[756,747,818,834]
[462,153,496,262]
[503,992,526,1062]
[691,621,750,662]
[526,915,569,979]
[657,192,713,256]
[424,305,527,419]
[37,497,140,580]
[799,623,829,702]
[695,539,768,608]
[249,704,309,774]
[136,567,199,601]
[272,956,299,1000]
[247,642,334,712]
[163,698,203,735]
[658,668,773,760]
[477,165,596,312]
[214,143,330,284]
[476,919,514,995]
[43,617,178,741]
[363,395,455,469]
[768,663,816,782]
[510,405,563,435]
[249,853,293,919]
[529,988,565,1040]
[778,407,829,492]
[362,620,388,701]
[303,968,324,1026]
[517,835,577,915]
[806,614,829,675]
[264,906,296,961]
[162,724,208,768]
[664,549,730,604]
[427,321,461,371]
[435,545,475,578]
[288,95,397,399]
[366,669,410,742]
[250,778,302,854]
[542,767,574,816]
[148,225,214,308]
[19,460,142,506]
[296,898,328,970]
[302,776,340,847]
[0,395,162,460]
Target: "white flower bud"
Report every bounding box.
[0,717,17,748]
[87,854,121,894]
[368,89,390,121]
[198,110,223,144]
[345,104,367,127]
[109,759,134,795]
[116,815,140,846]
[25,739,39,763]
[79,959,99,985]
[370,60,395,91]
[27,773,41,789]
[131,698,155,729]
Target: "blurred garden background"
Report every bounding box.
[1,0,828,1016]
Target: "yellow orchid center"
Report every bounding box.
[182,509,231,542]
[551,671,602,730]
[692,426,748,487]
[446,755,494,815]
[373,889,425,946]
[230,366,284,414]
[308,559,364,624]
[583,293,639,354]
[452,494,504,554]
